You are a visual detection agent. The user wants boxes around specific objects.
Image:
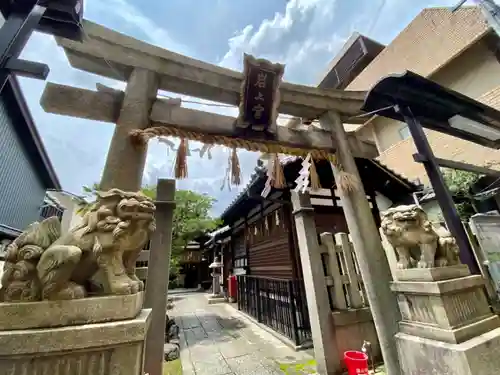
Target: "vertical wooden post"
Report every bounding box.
[291,191,340,375]
[321,233,347,310]
[100,68,158,191]
[144,179,176,375]
[283,195,300,280]
[320,111,402,375]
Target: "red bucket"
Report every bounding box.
[344,351,369,375]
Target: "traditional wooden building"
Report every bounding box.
[176,238,212,289]
[136,235,213,289]
[217,155,418,348]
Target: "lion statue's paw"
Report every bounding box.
[417,260,433,268]
[46,282,86,300]
[109,276,141,295]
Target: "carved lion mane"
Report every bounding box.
[381,204,460,269]
[1,189,156,302]
[74,189,157,252]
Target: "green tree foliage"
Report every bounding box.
[441,167,483,220]
[76,183,220,276]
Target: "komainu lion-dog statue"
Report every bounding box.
[380,204,460,269]
[0,189,156,302]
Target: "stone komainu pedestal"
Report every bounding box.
[0,292,151,375]
[391,265,500,374]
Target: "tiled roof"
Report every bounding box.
[219,155,418,220]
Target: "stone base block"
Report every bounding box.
[0,292,144,330]
[396,328,500,375]
[0,306,151,375]
[206,294,226,305]
[399,314,500,344]
[395,264,470,282]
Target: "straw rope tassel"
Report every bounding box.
[331,157,359,193]
[175,138,188,179]
[272,153,286,189]
[230,147,241,186]
[309,157,321,191]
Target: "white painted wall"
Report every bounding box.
[421,200,444,223]
[375,193,393,214]
[47,192,84,233]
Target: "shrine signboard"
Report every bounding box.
[236,54,284,135]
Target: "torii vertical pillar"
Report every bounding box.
[100,68,158,191]
[320,111,402,375]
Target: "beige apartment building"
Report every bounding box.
[346,6,500,187]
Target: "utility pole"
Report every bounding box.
[453,0,500,36]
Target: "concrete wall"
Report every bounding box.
[374,39,500,184]
[375,192,393,213]
[421,200,444,223]
[331,309,381,368]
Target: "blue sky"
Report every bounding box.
[16,0,458,215]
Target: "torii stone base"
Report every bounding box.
[392,265,500,375]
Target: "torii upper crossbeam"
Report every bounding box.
[55,20,368,123]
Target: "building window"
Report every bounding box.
[39,204,64,221]
[398,125,411,140]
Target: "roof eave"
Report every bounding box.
[7,76,62,190]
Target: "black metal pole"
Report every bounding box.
[396,104,480,275]
[0,0,47,92]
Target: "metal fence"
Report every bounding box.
[236,275,311,346]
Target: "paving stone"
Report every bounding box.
[226,353,282,375]
[192,355,232,375]
[189,343,220,358]
[168,293,316,375]
[181,316,202,329]
[218,340,259,359]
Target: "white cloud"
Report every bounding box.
[217,0,464,86]
[218,0,340,84]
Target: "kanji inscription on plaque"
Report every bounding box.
[236,54,284,134]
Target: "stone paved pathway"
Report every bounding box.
[170,292,316,375]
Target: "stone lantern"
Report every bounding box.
[208,256,223,297]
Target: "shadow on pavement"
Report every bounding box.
[175,313,248,347]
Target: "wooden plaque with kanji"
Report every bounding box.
[236,54,284,135]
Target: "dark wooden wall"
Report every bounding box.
[246,206,294,279]
[225,181,388,282]
[232,231,247,270]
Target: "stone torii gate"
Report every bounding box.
[40,20,401,375]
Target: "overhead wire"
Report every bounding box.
[366,0,387,36]
[75,21,298,118]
